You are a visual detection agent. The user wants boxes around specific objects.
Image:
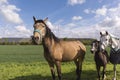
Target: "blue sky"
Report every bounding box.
[0,0,120,39]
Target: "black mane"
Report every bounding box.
[45,26,60,43]
[35,20,44,24]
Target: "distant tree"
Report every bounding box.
[63,37,68,41]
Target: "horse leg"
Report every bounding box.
[48,62,56,80]
[96,65,100,80]
[55,61,62,80]
[74,59,82,80]
[102,65,106,80]
[113,64,116,80]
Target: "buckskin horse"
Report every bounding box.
[32,17,86,80]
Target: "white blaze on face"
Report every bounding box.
[91,43,96,51]
[101,35,110,46]
[100,44,105,50]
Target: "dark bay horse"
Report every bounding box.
[91,40,109,80]
[32,17,86,80]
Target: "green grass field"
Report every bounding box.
[0,45,120,80]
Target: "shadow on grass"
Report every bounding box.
[9,70,97,80]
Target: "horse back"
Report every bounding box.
[60,40,86,52]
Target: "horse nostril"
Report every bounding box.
[90,49,93,53]
[31,36,34,40]
[34,37,39,41]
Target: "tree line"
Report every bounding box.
[0,38,96,45]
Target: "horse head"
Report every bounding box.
[100,31,111,51]
[91,40,99,54]
[32,16,48,45]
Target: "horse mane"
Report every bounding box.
[35,20,44,24]
[45,26,60,42]
[37,20,60,43]
[109,33,119,39]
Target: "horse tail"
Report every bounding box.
[77,41,86,52]
[78,41,86,62]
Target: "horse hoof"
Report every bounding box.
[112,78,116,80]
[103,75,106,80]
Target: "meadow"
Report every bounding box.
[0,45,120,80]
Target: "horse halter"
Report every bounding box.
[34,27,45,42]
[34,29,41,34]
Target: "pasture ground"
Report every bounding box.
[0,45,120,80]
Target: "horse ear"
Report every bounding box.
[44,17,48,23]
[100,32,102,35]
[97,41,100,43]
[33,16,36,22]
[106,31,108,35]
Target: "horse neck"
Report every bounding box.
[96,42,101,52]
[95,48,105,56]
[96,47,100,54]
[95,43,102,55]
[43,36,55,49]
[111,37,120,50]
[42,28,60,49]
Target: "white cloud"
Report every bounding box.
[95,6,107,16]
[93,4,120,38]
[68,0,86,6]
[0,25,32,38]
[46,20,98,39]
[0,0,8,4]
[49,3,120,39]
[48,2,120,39]
[84,9,90,14]
[0,0,32,38]
[98,5,120,27]
[0,0,22,24]
[0,0,120,39]
[15,25,31,34]
[98,16,120,28]
[46,21,54,29]
[84,8,95,14]
[66,23,76,27]
[72,16,82,21]
[58,25,98,39]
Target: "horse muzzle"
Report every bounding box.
[90,49,94,54]
[31,36,41,45]
[90,49,96,54]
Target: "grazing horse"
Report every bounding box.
[32,17,86,80]
[100,31,120,80]
[90,40,109,80]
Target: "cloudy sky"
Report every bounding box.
[0,0,120,39]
